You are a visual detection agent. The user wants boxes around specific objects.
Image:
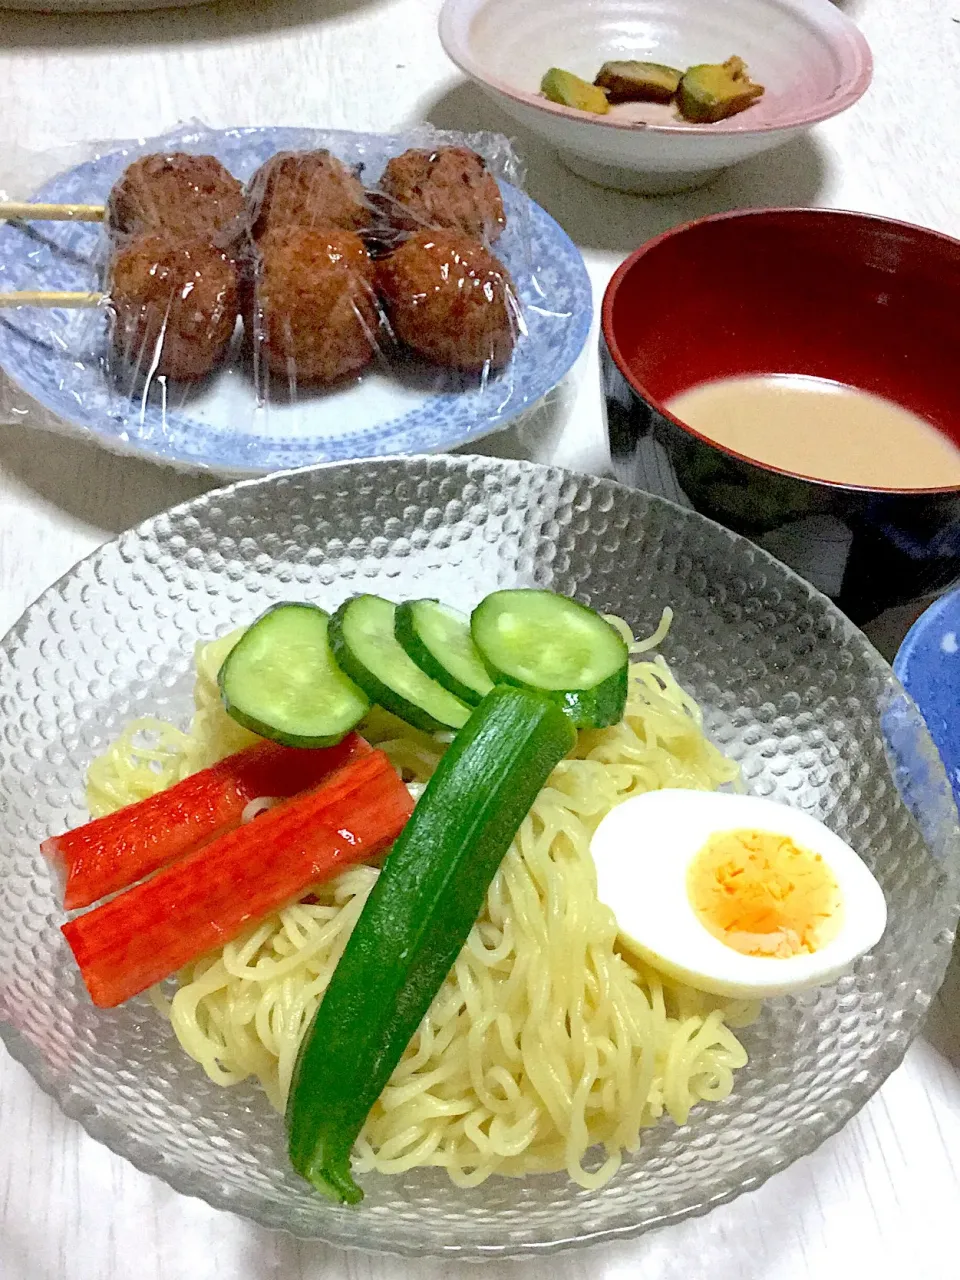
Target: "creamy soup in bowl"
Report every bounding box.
[666,374,960,490]
[600,208,960,622]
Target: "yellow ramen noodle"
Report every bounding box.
[89,611,752,1190]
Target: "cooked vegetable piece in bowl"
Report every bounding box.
[678,56,765,123]
[595,61,683,103]
[538,54,765,124]
[540,67,611,114]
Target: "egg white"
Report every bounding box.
[590,789,888,999]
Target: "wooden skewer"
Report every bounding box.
[0,202,105,222]
[0,291,104,309]
[0,204,107,306]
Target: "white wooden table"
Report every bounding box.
[1,1,959,1276]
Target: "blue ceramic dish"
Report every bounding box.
[895,589,960,810]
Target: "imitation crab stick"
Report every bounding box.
[44,734,371,911]
[61,748,412,1008]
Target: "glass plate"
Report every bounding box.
[0,455,957,1258]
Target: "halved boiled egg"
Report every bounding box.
[590,789,887,999]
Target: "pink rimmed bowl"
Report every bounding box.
[438,0,873,194]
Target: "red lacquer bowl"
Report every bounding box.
[601,208,960,624]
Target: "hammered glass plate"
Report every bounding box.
[0,455,957,1258]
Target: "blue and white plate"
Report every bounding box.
[0,124,592,475]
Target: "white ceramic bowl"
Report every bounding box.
[438,0,873,194]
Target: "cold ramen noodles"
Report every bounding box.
[77,614,748,1191]
[46,589,885,1203]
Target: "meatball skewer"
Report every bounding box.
[377,147,507,244]
[246,150,372,241]
[106,152,247,250]
[376,229,518,373]
[250,224,381,386]
[3,145,524,387]
[108,233,241,384]
[0,235,242,383]
[102,154,246,382]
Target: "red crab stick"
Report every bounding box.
[62,748,413,1009]
[44,734,372,911]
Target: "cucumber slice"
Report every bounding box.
[394,600,495,707]
[470,589,629,729]
[219,603,370,748]
[329,595,471,734]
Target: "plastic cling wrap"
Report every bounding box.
[0,123,592,475]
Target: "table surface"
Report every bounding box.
[1,1,959,1276]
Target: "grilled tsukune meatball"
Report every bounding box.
[107,153,246,247]
[247,150,371,240]
[376,229,516,372]
[378,147,506,243]
[252,225,379,385]
[108,233,240,383]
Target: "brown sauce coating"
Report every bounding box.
[376,229,516,373]
[247,150,372,240]
[109,233,240,383]
[252,224,379,385]
[107,153,246,248]
[378,147,506,243]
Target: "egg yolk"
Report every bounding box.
[687,829,843,959]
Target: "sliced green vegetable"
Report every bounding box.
[329,594,470,734]
[286,684,577,1203]
[394,599,495,707]
[218,603,369,748]
[470,589,628,729]
[677,57,764,123]
[540,67,610,114]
